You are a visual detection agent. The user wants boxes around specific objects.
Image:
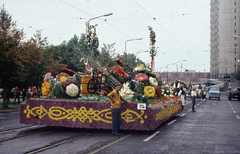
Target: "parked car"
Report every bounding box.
[208,86,221,100]
[227,87,240,101]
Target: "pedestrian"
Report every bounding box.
[191,87,197,112]
[37,87,41,98]
[5,89,10,108]
[32,86,37,98]
[13,86,21,105]
[178,87,185,109]
[22,88,27,101]
[173,80,181,95]
[107,83,131,136]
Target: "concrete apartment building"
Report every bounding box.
[210,0,240,80]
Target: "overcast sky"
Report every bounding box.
[1,0,210,72]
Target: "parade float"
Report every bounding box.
[19,26,182,131]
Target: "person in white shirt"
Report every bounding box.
[191,87,197,112]
[173,80,181,95]
[178,87,185,109]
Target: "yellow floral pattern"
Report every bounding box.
[155,103,182,121]
[41,81,51,96]
[23,105,147,124]
[144,86,156,98]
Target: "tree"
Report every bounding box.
[0,7,45,108]
[99,43,116,67]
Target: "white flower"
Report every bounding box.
[149,89,152,93]
[164,94,167,97]
[161,92,164,95]
[66,83,79,97]
[149,77,158,88]
[166,90,169,93]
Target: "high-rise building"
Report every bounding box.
[210,0,240,80]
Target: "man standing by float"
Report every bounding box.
[107,83,131,136]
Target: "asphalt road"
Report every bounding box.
[0,94,240,154]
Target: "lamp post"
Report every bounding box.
[135,50,148,66]
[176,60,186,80]
[166,63,175,84]
[87,13,113,58]
[124,38,143,61]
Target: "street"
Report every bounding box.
[1,94,240,154]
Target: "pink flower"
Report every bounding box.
[134,73,148,82]
[44,72,52,82]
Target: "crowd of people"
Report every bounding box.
[1,86,41,108]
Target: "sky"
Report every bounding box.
[1,0,210,72]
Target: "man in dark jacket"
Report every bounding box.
[22,88,27,102]
[13,86,21,105]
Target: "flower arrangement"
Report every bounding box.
[44,72,51,82]
[56,72,72,86]
[134,73,148,82]
[133,65,151,72]
[161,84,174,98]
[149,77,158,88]
[144,86,156,98]
[41,81,51,96]
[157,85,162,97]
[63,81,81,99]
[170,80,189,89]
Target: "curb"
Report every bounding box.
[0,109,19,113]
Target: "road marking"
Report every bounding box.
[236,115,240,120]
[90,134,132,154]
[0,117,6,120]
[143,131,160,142]
[197,104,199,106]
[233,111,236,114]
[180,113,186,117]
[231,108,234,110]
[0,127,4,129]
[167,119,176,126]
[188,109,192,112]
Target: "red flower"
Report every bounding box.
[103,90,107,94]
[85,91,88,93]
[157,86,162,97]
[97,70,100,72]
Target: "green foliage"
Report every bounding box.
[131,94,143,102]
[77,94,110,102]
[148,26,157,60]
[72,73,82,85]
[52,82,63,98]
[134,81,145,94]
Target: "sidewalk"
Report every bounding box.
[0,101,20,113]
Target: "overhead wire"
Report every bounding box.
[133,0,196,65]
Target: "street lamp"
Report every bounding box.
[166,63,175,84]
[87,13,113,58]
[124,38,143,61]
[135,50,148,66]
[176,60,187,80]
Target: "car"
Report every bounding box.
[227,87,240,101]
[208,86,221,100]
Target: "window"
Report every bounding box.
[235,64,237,68]
[235,9,236,12]
[180,73,183,77]
[169,79,171,82]
[186,78,189,82]
[163,74,164,76]
[235,29,236,33]
[199,74,201,76]
[168,73,171,77]
[235,2,236,5]
[162,78,165,82]
[187,74,189,76]
[235,16,236,19]
[235,22,236,26]
[193,79,195,82]
[235,57,236,61]
[204,73,207,77]
[192,73,195,77]
[198,79,201,82]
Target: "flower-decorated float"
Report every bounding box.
[19,26,182,131]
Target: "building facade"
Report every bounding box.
[155,71,210,85]
[210,0,240,80]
